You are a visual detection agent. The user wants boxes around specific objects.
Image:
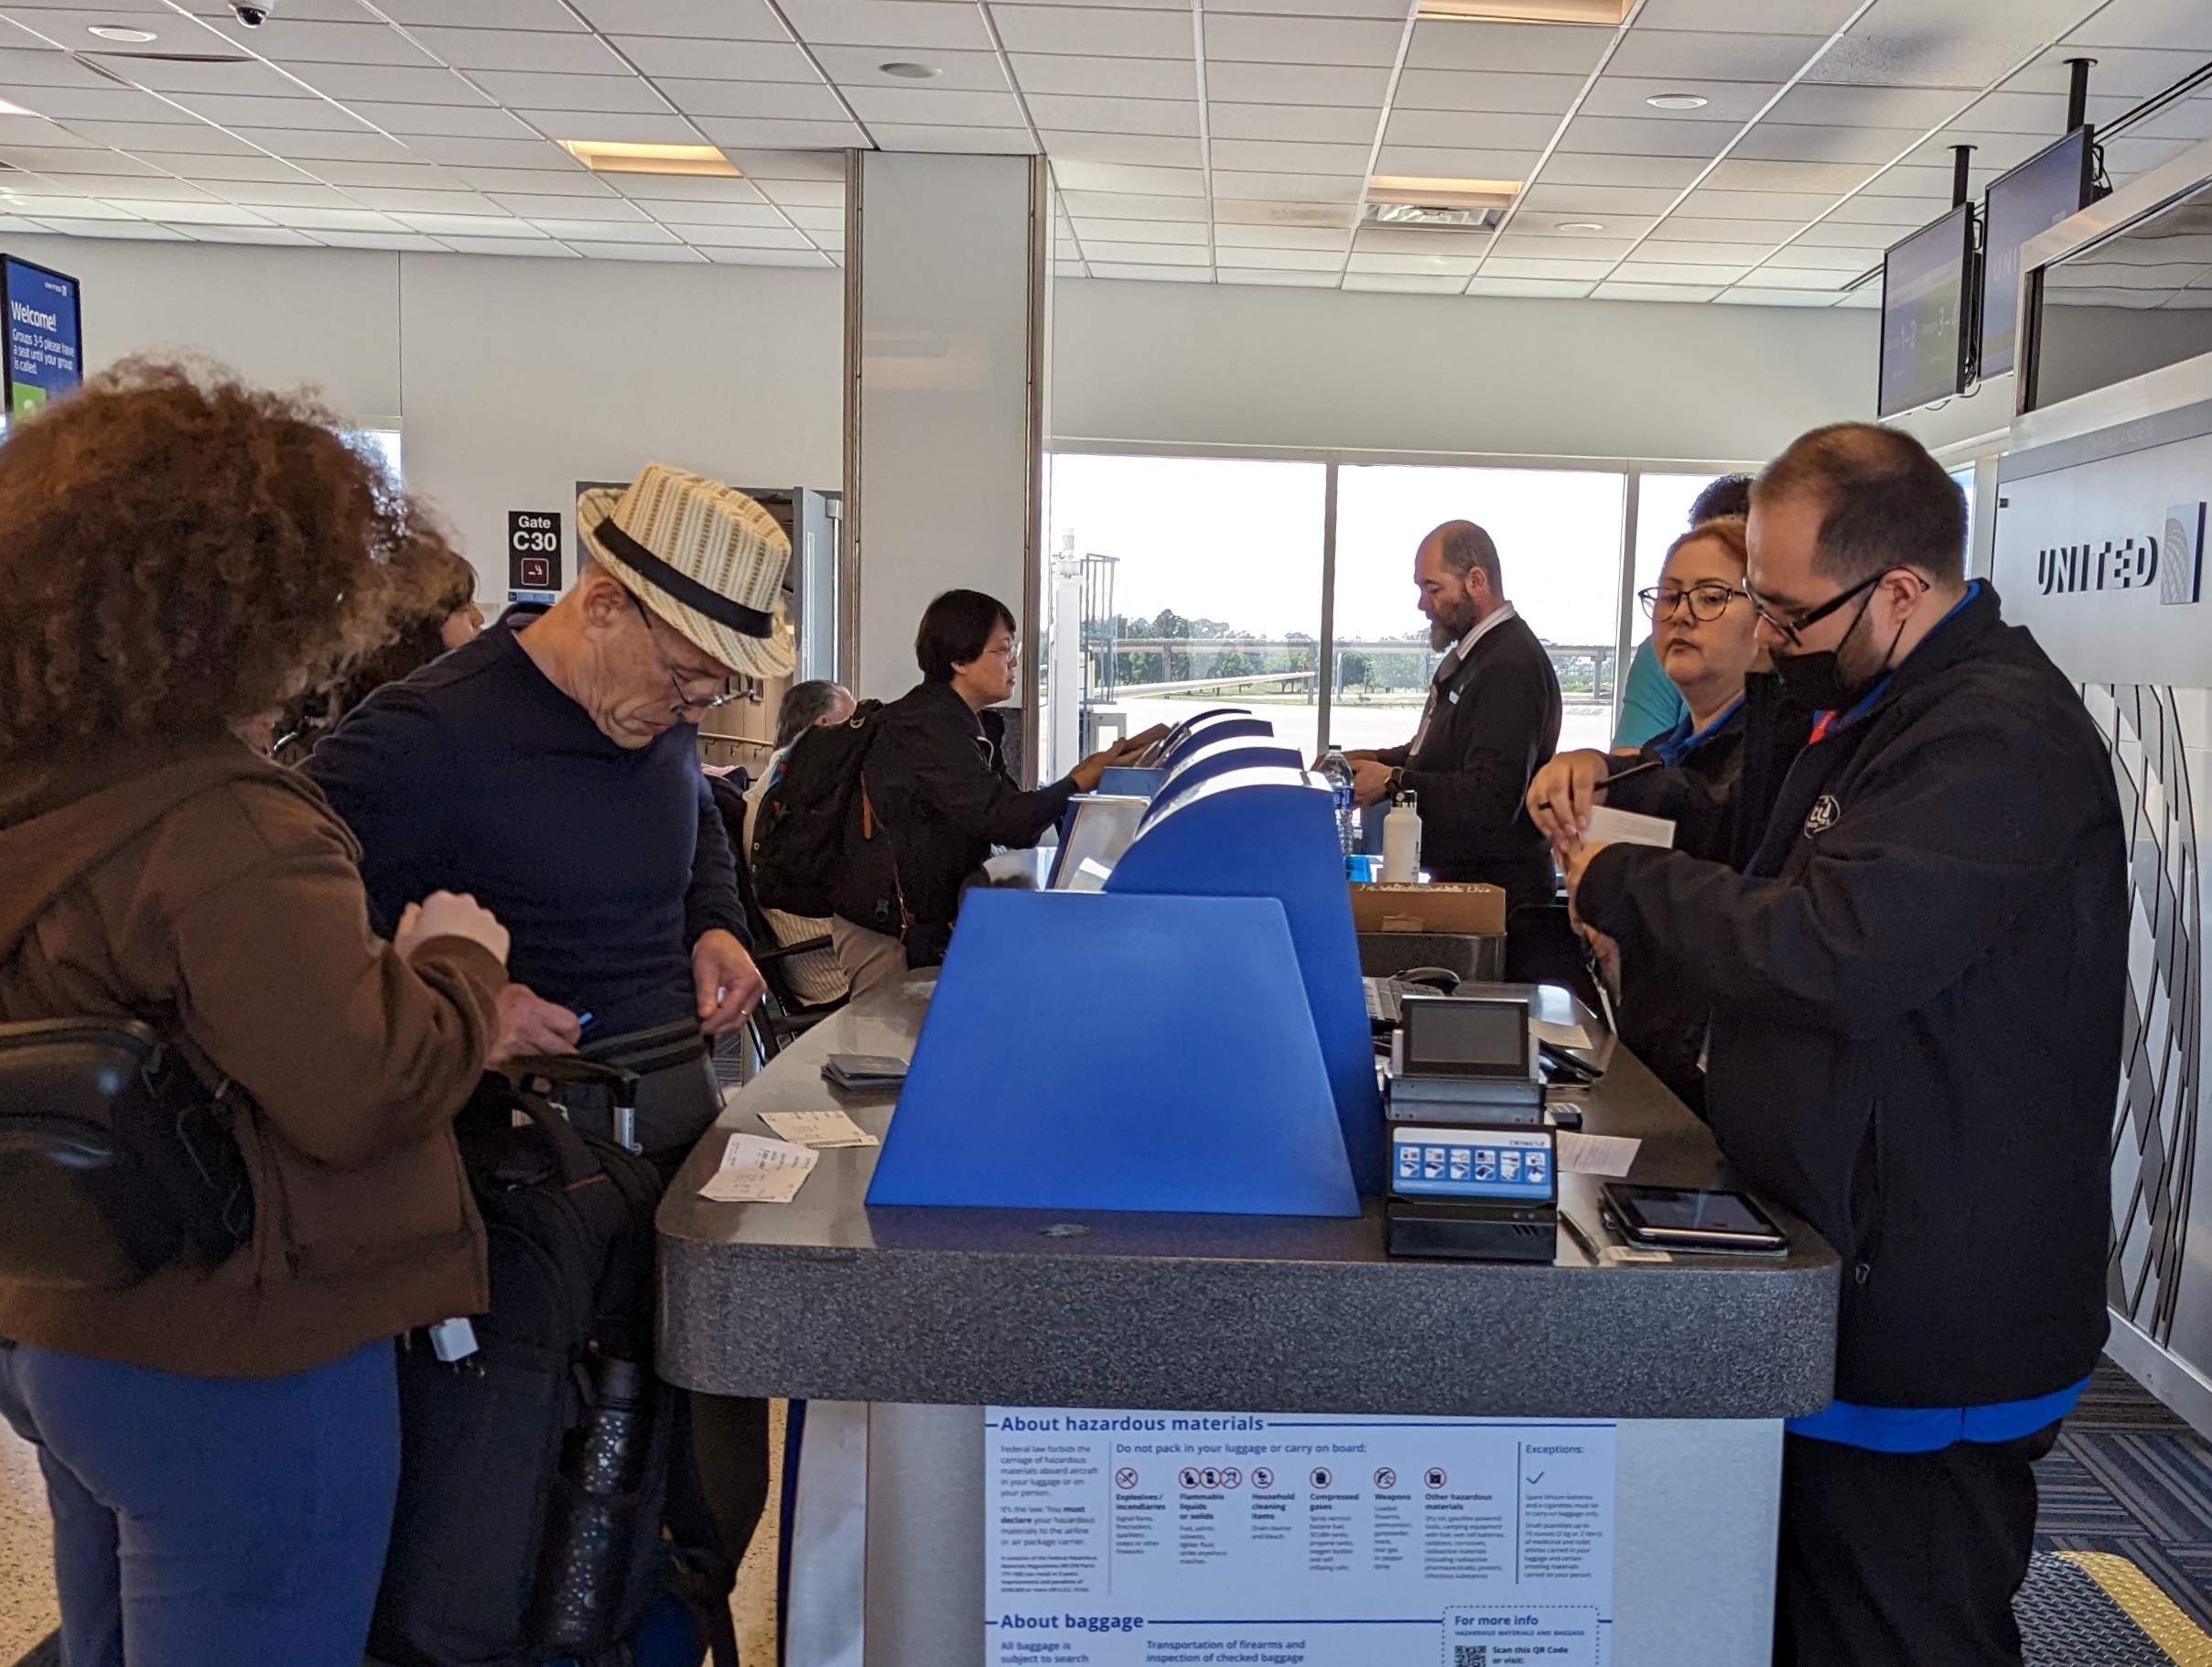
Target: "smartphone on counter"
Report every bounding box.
[1599,1183,1788,1254]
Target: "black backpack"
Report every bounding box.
[751,699,885,918]
[370,1065,707,1667]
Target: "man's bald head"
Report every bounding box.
[1419,520,1503,596]
[1413,519,1504,651]
[1752,422,1966,587]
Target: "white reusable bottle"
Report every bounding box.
[1381,790,1423,884]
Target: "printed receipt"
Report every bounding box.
[985,1407,1616,1666]
[761,1109,880,1150]
[698,1132,818,1204]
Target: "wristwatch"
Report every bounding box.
[1386,766,1406,800]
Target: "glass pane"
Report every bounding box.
[1331,465,1626,756]
[1948,465,1976,567]
[2029,179,2212,411]
[1632,471,1738,599]
[1042,454,1326,778]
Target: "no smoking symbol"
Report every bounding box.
[1374,1467,1397,1489]
[1116,1467,1139,1491]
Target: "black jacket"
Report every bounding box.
[1375,611,1562,892]
[858,679,1074,964]
[1580,585,2124,1408]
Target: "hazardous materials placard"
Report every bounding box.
[985,1408,1616,1666]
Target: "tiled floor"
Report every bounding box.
[0,1401,783,1666]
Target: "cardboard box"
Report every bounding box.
[1350,882,1507,938]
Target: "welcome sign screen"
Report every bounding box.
[5,257,81,418]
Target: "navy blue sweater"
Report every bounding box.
[306,611,745,1037]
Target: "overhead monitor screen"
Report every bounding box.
[1879,205,1972,418]
[3,256,81,421]
[2025,176,2212,413]
[1978,129,2093,380]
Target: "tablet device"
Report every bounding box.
[1600,1183,1787,1253]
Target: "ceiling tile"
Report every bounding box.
[2066,0,2212,52]
[1462,275,1595,297]
[1214,220,1343,248]
[195,18,438,66]
[2105,135,2204,175]
[652,80,849,121]
[488,189,650,220]
[1559,114,1740,157]
[80,53,298,96]
[111,198,268,224]
[574,241,707,259]
[989,6,1193,59]
[1673,185,1843,220]
[1654,213,1799,241]
[229,126,425,163]
[1769,83,1964,127]
[1374,145,1539,179]
[1218,246,1344,270]
[1734,122,1924,165]
[1961,87,2130,135]
[813,44,1009,91]
[1731,266,1850,289]
[1482,254,1617,280]
[1346,272,1467,293]
[1087,261,1209,279]
[1355,224,1495,254]
[0,48,122,90]
[1209,100,1373,145]
[183,226,325,245]
[698,245,835,265]
[1072,214,1205,243]
[285,63,492,103]
[515,111,704,144]
[2118,94,2212,145]
[155,153,318,182]
[1392,69,1584,116]
[1806,34,2020,93]
[404,135,579,168]
[436,235,581,254]
[843,85,1025,124]
[1517,180,1684,215]
[1030,92,1197,135]
[343,102,538,138]
[1046,129,1196,165]
[59,118,247,155]
[660,222,813,245]
[342,184,499,211]
[1350,249,1480,275]
[866,123,1037,149]
[1606,30,1827,83]
[1792,215,1913,244]
[779,202,842,228]
[1634,0,1860,31]
[394,210,539,235]
[258,205,409,231]
[1211,136,1371,174]
[1404,19,1610,75]
[1048,158,1205,194]
[1080,237,1209,264]
[1060,187,1206,219]
[616,40,825,83]
[1824,191,1944,226]
[622,196,788,223]
[1578,76,1784,122]
[10,196,146,221]
[1592,279,1723,300]
[1215,268,1334,286]
[1383,108,1563,151]
[1204,196,1355,226]
[1608,259,1751,284]
[469,70,685,109]
[1008,52,1195,98]
[1624,236,1775,264]
[624,169,775,200]
[5,85,196,123]
[691,115,869,146]
[1541,152,1706,188]
[408,26,629,73]
[1208,0,1413,16]
[1211,168,1365,201]
[158,95,366,136]
[219,179,361,207]
[725,148,846,179]
[0,147,164,177]
[775,0,994,49]
[1761,242,1879,268]
[1490,230,1633,258]
[1703,157,1878,192]
[448,165,617,193]
[33,220,189,240]
[1202,15,1403,66]
[378,0,589,23]
[530,214,675,239]
[1203,60,1387,106]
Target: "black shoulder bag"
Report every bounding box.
[0,1018,254,1289]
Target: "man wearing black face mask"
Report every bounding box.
[1538,424,2126,1667]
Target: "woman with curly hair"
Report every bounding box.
[273,534,485,761]
[0,357,513,1666]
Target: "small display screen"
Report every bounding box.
[1404,999,1527,1075]
[1611,1186,1778,1239]
[1393,1126,1554,1203]
[1879,205,1971,417]
[1977,129,2091,380]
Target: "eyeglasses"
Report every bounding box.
[1637,581,1743,623]
[1745,568,1928,647]
[630,591,738,717]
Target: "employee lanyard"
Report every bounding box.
[1807,580,1981,746]
[1654,695,1743,767]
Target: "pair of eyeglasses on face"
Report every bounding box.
[1636,581,1744,623]
[629,591,739,717]
[1744,568,1929,648]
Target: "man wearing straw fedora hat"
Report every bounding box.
[308,464,796,1629]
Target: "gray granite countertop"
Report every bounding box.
[659,975,1839,1418]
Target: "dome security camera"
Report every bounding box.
[232,1,273,25]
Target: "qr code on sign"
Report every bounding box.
[1453,1650,1488,1667]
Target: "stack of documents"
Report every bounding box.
[822,1054,909,1091]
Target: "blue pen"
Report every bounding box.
[575,1012,595,1035]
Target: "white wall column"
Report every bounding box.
[844,151,1049,766]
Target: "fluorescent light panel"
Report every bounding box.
[559,140,740,179]
[1415,0,1631,22]
[1369,175,1522,210]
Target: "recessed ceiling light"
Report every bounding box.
[1646,92,1710,111]
[1369,175,1521,210]
[1555,221,1606,232]
[558,139,741,179]
[879,60,941,79]
[87,25,158,42]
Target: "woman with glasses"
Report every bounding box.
[1636,516,1761,785]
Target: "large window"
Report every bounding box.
[1043,454,1325,775]
[1333,465,1625,755]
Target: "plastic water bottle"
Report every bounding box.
[1321,745,1357,857]
[528,1353,653,1654]
[1382,790,1423,884]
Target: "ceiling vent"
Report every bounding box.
[85,50,254,65]
[1363,201,1505,233]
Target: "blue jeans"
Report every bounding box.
[0,1338,401,1667]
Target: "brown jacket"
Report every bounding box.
[0,739,506,1378]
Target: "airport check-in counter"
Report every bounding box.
[659,714,1840,1667]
